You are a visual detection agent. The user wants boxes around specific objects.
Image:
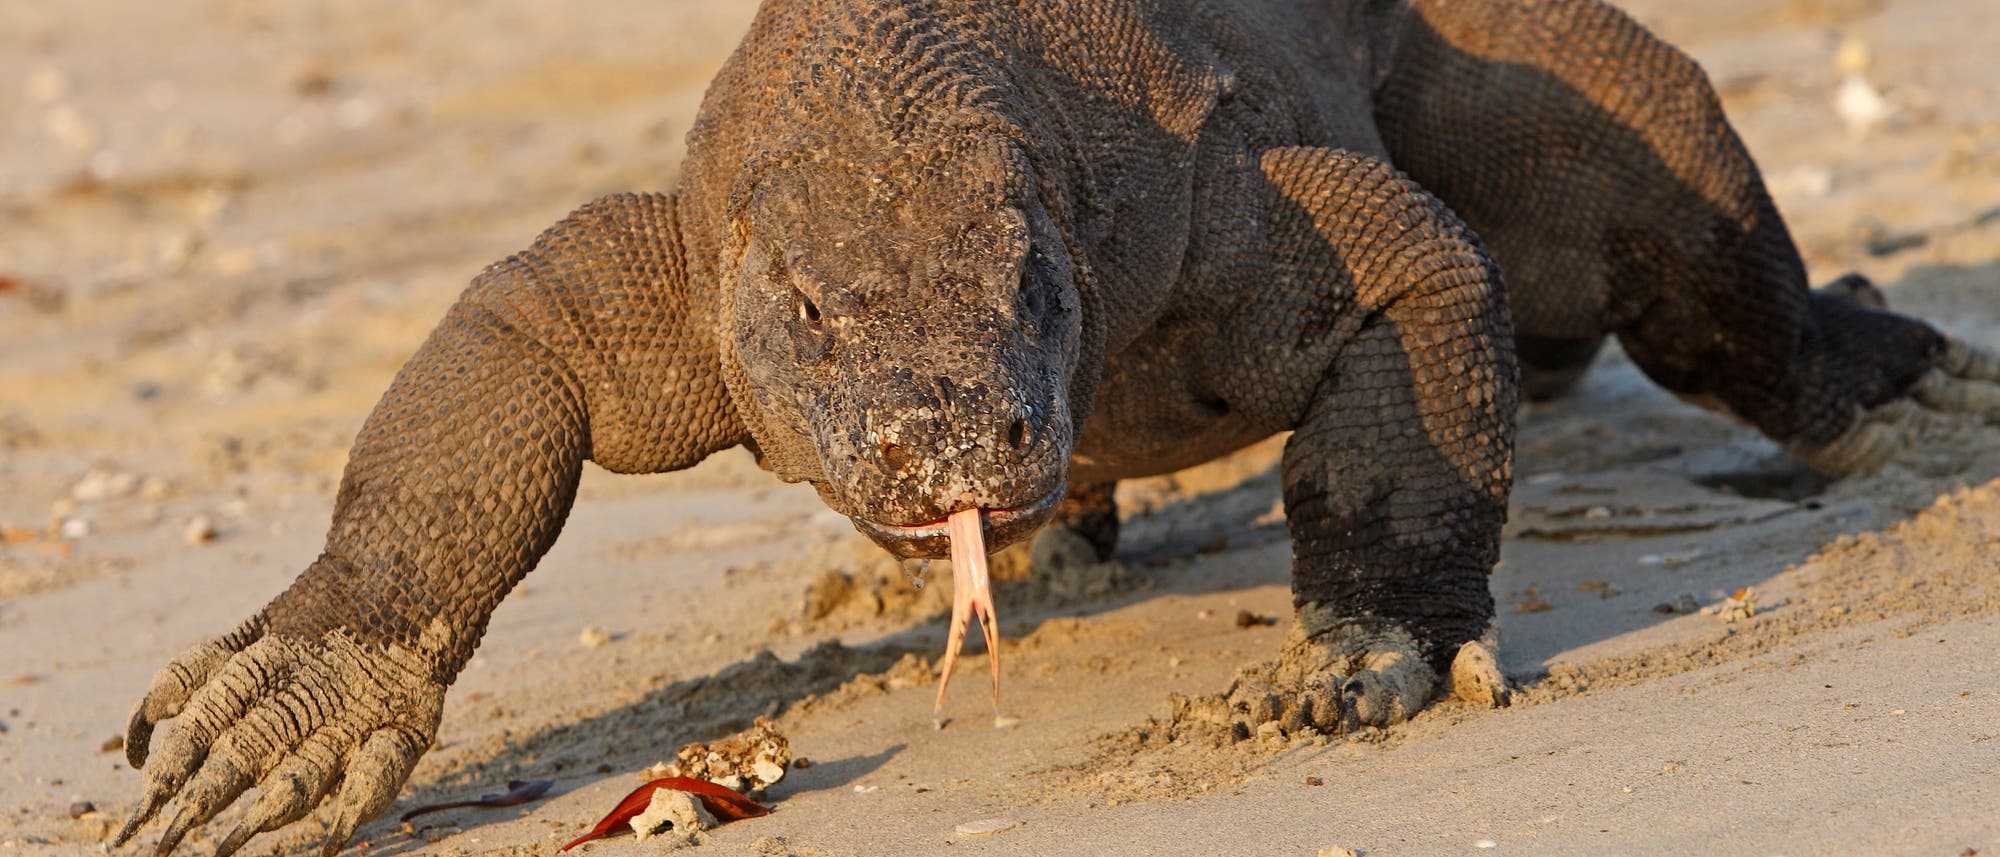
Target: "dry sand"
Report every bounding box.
[3,0,1999,854]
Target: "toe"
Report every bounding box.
[111,779,173,848]
[151,756,251,857]
[1939,338,2000,382]
[213,735,345,857]
[127,628,260,769]
[318,729,427,857]
[1328,632,1435,729]
[1449,639,1511,708]
[1913,370,2000,421]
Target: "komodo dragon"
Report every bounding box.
[114,0,2000,854]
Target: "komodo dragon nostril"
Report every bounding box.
[1005,418,1028,450]
[880,441,912,471]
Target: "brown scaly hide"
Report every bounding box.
[115,2,1997,855]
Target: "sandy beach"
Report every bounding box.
[3,0,1998,854]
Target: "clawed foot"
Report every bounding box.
[1226,607,1509,739]
[1795,338,2000,474]
[113,618,446,857]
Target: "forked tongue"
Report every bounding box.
[935,507,1001,727]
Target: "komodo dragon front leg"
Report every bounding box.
[113,193,744,857]
[1224,148,1517,735]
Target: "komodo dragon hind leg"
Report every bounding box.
[1222,147,1515,738]
[1372,0,2000,476]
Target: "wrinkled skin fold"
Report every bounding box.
[115,1,2000,854]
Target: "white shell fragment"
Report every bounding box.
[628,788,716,843]
[662,716,792,795]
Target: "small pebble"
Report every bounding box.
[98,736,123,753]
[183,516,218,545]
[1319,848,1361,857]
[1305,776,1323,787]
[578,627,612,648]
[952,818,1020,838]
[71,471,140,502]
[1475,840,1498,849]
[67,801,95,819]
[792,757,812,770]
[58,518,91,539]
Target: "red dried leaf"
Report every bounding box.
[560,777,770,851]
[399,779,553,822]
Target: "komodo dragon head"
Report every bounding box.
[725,135,1084,560]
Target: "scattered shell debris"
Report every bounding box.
[628,788,716,844]
[1705,588,1759,623]
[656,716,791,796]
[952,818,1020,838]
[182,516,217,545]
[1832,37,1893,138]
[71,470,141,502]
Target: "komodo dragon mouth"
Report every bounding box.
[846,486,1063,559]
[847,488,1064,724]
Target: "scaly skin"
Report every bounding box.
[117,1,2000,853]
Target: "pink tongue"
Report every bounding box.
[935,508,1001,724]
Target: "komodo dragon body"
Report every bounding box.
[116,1,2000,854]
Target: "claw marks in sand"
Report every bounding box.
[936,507,1003,727]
